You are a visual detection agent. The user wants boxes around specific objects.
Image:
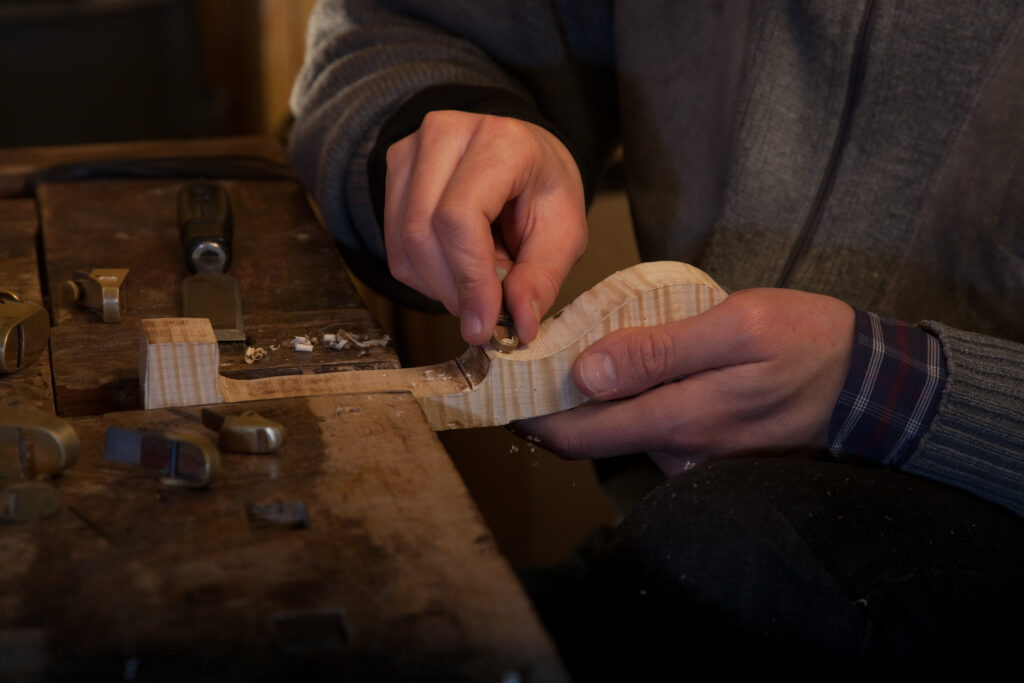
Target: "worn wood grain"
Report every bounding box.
[3,138,570,681]
[0,198,54,411]
[142,262,728,429]
[0,394,567,681]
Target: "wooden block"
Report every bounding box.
[141,262,728,429]
[421,261,727,428]
[140,318,223,409]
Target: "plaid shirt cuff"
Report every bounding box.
[828,310,947,466]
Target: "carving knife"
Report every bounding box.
[179,182,245,342]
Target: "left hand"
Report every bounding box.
[514,288,856,476]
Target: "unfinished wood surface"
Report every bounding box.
[37,173,397,417]
[0,394,568,681]
[0,198,54,412]
[143,262,728,428]
[140,318,222,409]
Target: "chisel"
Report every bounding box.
[179,182,245,342]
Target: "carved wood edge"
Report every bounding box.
[140,261,727,429]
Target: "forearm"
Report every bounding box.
[288,0,617,272]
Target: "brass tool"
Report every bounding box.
[104,427,221,488]
[0,398,80,479]
[0,291,50,374]
[62,268,129,323]
[1,399,79,522]
[201,408,286,454]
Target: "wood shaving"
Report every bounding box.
[244,346,267,364]
[333,406,361,416]
[291,336,314,352]
[335,328,391,349]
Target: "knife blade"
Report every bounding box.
[179,182,245,342]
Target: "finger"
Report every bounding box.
[500,194,586,343]
[490,142,587,343]
[384,136,436,298]
[572,300,754,400]
[514,378,721,460]
[385,130,468,310]
[433,128,539,344]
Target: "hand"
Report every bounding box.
[384,110,587,345]
[515,288,856,476]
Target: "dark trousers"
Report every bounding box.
[528,457,1024,680]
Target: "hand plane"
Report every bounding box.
[105,427,220,488]
[0,290,50,374]
[1,398,80,521]
[62,268,129,323]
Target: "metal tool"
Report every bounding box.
[62,268,129,323]
[490,267,518,353]
[1,480,61,522]
[179,182,245,342]
[245,500,309,529]
[1,398,80,479]
[104,427,220,488]
[201,408,285,454]
[0,291,50,374]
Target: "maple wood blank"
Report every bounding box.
[140,262,728,427]
[140,318,221,410]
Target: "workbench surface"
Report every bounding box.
[0,138,567,681]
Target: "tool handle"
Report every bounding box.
[179,182,233,273]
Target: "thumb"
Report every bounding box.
[573,326,683,400]
[572,309,746,400]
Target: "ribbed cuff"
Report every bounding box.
[904,322,1024,517]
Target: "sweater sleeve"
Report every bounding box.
[286,0,617,303]
[904,323,1024,517]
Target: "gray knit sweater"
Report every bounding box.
[288,0,1024,516]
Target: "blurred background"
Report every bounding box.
[0,0,646,569]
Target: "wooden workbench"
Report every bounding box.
[0,138,568,681]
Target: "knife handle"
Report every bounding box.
[179,182,233,274]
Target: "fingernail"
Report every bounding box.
[578,352,617,395]
[461,311,483,340]
[532,299,543,322]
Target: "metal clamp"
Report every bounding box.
[62,268,129,323]
[0,291,50,373]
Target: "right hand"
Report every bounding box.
[384,110,588,345]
